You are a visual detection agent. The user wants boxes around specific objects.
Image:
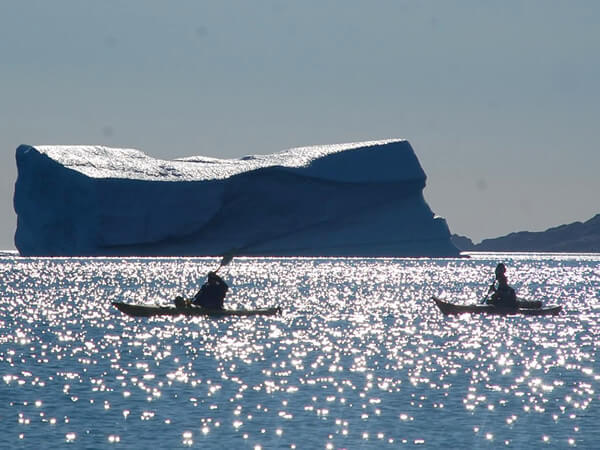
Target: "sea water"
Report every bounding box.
[0,253,598,449]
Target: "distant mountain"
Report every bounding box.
[452,214,600,252]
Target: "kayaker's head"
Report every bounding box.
[207,271,219,282]
[495,263,506,278]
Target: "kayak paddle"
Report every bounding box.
[480,280,495,304]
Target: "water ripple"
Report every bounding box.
[0,254,598,448]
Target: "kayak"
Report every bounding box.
[112,301,282,318]
[516,299,543,309]
[432,296,562,316]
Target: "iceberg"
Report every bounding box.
[13,139,460,257]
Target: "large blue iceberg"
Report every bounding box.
[14,139,459,257]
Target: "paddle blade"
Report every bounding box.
[219,252,235,267]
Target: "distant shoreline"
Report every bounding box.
[3,251,599,259]
[452,214,600,253]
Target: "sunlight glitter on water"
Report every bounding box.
[0,255,599,448]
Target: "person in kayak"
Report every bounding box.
[192,271,229,309]
[488,263,517,308]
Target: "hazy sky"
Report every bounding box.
[1,1,599,249]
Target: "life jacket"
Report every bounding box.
[492,283,517,308]
[193,279,228,309]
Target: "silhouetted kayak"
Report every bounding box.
[432,296,562,316]
[112,302,282,318]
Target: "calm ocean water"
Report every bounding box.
[0,253,599,449]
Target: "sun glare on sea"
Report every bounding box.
[0,255,598,448]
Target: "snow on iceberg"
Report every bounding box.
[13,139,460,257]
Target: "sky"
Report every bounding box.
[1,1,599,249]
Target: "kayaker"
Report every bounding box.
[192,271,228,309]
[488,263,517,308]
